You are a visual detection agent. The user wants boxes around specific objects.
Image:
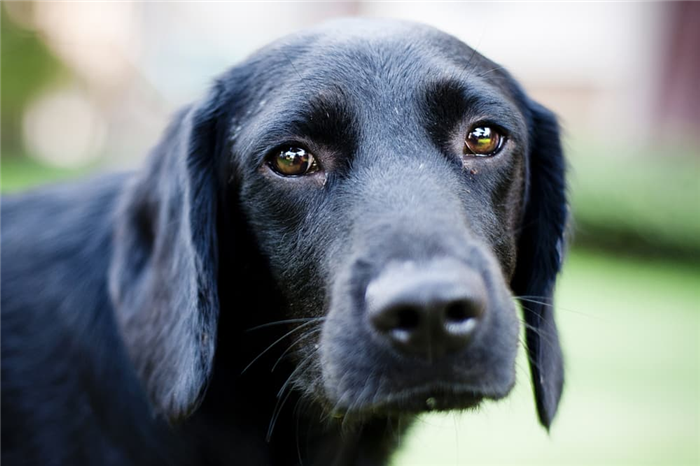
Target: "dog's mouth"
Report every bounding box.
[329,382,507,419]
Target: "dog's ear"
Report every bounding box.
[109,82,227,422]
[511,100,568,429]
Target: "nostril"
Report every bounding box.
[395,306,420,330]
[445,301,470,323]
[369,303,421,333]
[445,298,483,322]
[389,306,422,344]
[443,299,483,336]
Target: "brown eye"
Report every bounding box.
[269,146,319,176]
[464,126,504,156]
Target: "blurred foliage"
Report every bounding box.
[568,142,700,262]
[1,3,66,153]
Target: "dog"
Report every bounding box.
[1,18,567,465]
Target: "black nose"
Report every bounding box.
[365,260,486,360]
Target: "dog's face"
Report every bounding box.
[230,21,527,417]
[111,19,566,431]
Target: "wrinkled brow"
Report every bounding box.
[244,87,359,160]
[422,78,524,149]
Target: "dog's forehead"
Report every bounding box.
[296,18,461,51]
[227,19,525,162]
[250,19,491,92]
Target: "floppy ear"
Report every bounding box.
[511,100,568,429]
[109,83,226,422]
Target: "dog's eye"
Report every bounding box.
[269,147,319,176]
[464,126,504,156]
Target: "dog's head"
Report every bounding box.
[109,19,566,430]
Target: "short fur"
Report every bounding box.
[1,19,567,466]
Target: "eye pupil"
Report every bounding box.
[271,146,317,176]
[465,126,502,156]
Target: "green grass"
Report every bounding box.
[1,156,89,193]
[393,251,700,465]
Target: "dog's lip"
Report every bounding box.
[331,382,507,417]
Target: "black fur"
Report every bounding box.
[1,19,567,465]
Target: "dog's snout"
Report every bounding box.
[365,260,486,359]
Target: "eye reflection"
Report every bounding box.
[269,147,319,176]
[464,126,504,156]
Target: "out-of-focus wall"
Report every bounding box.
[2,1,697,168]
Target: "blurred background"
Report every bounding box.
[1,2,698,465]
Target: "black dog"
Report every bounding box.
[1,19,566,465]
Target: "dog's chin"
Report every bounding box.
[360,387,484,415]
